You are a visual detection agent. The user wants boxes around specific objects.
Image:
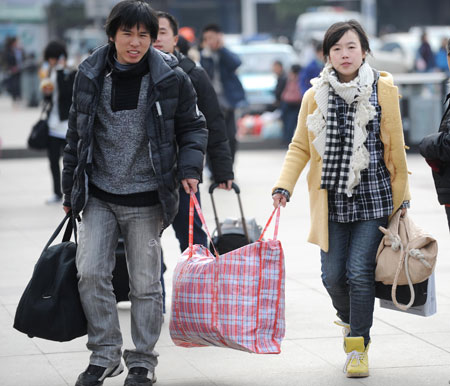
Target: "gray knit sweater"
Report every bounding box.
[90,74,158,194]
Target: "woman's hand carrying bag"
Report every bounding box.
[375,210,437,311]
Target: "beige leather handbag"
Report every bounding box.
[375,210,438,310]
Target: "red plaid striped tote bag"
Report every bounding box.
[169,191,285,354]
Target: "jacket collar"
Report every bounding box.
[78,44,179,86]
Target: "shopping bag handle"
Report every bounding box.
[257,205,281,242]
[188,191,281,258]
[189,191,220,259]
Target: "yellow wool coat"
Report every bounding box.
[273,71,411,252]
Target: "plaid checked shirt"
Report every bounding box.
[328,81,395,223]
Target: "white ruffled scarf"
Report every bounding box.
[307,62,376,196]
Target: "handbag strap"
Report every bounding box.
[42,213,77,253]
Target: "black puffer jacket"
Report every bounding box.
[419,94,450,204]
[62,45,207,227]
[175,51,233,183]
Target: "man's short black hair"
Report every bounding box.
[44,40,67,61]
[105,0,159,42]
[202,23,222,34]
[157,11,179,36]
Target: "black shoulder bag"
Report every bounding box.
[27,101,51,150]
[13,213,87,341]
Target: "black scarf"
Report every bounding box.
[106,46,150,112]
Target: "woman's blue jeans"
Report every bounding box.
[320,217,388,346]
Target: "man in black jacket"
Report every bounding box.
[62,2,207,385]
[154,11,234,250]
[419,37,450,231]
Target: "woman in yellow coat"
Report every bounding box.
[272,20,410,378]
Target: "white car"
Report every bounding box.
[229,43,299,112]
[367,35,411,74]
[379,27,450,72]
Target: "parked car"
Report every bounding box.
[379,32,423,72]
[367,36,410,74]
[229,42,299,113]
[293,7,363,66]
[379,27,450,72]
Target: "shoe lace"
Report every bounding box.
[343,350,364,373]
[334,320,350,337]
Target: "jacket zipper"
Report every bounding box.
[154,101,166,143]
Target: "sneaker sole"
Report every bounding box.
[106,363,124,379]
[346,371,369,378]
[75,364,124,386]
[124,373,157,385]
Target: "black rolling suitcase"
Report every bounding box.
[112,239,129,302]
[209,182,262,255]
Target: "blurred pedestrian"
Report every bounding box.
[299,39,324,95]
[271,60,287,110]
[4,36,25,105]
[61,1,207,385]
[272,20,410,378]
[178,27,201,63]
[280,64,302,145]
[419,37,450,231]
[435,37,449,73]
[40,41,76,204]
[200,23,247,165]
[416,32,435,72]
[154,11,234,252]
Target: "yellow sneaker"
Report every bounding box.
[343,337,369,378]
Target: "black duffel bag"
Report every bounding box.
[13,213,87,341]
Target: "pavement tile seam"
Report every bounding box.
[0,302,53,356]
[0,352,71,385]
[374,318,450,355]
[288,338,346,371]
[43,356,72,386]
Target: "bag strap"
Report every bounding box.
[390,239,416,310]
[189,191,219,259]
[257,205,281,242]
[383,213,415,311]
[42,212,77,253]
[40,100,52,120]
[188,191,281,258]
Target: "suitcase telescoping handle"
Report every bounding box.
[208,182,250,243]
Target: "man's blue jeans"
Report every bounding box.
[320,217,388,346]
[76,197,164,372]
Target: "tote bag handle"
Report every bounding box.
[188,191,281,259]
